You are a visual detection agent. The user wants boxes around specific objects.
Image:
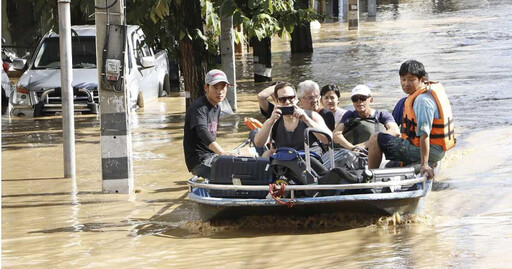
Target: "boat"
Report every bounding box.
[187,128,433,221]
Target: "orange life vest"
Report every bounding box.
[401,82,456,151]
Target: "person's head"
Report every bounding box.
[399,60,427,95]
[297,80,321,111]
[204,69,231,106]
[274,82,297,107]
[269,81,284,102]
[350,85,373,116]
[320,84,341,113]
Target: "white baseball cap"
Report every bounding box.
[205,69,231,85]
[351,85,372,97]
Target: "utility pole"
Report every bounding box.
[95,0,133,194]
[220,16,237,111]
[57,0,76,179]
[348,0,359,30]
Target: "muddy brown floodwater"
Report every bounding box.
[3,0,512,268]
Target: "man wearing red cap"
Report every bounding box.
[183,69,235,178]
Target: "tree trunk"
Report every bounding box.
[333,0,340,18]
[291,0,313,54]
[173,0,208,108]
[251,37,272,82]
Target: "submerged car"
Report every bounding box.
[10,25,171,117]
[2,61,11,114]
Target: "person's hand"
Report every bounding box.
[355,142,367,149]
[223,150,238,156]
[421,164,434,179]
[293,105,307,121]
[351,145,368,155]
[270,106,282,122]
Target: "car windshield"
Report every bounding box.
[33,36,96,69]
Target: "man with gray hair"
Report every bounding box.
[297,80,335,130]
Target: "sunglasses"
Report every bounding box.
[277,95,296,103]
[351,95,369,102]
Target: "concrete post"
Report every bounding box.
[368,0,377,19]
[220,16,237,111]
[57,0,76,179]
[348,0,359,30]
[95,0,133,194]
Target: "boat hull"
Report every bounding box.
[189,180,432,221]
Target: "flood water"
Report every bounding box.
[2,0,512,267]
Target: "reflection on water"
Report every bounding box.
[3,0,512,267]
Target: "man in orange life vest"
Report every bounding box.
[366,60,455,178]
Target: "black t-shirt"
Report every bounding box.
[271,110,313,151]
[261,103,335,131]
[183,95,220,171]
[260,102,274,119]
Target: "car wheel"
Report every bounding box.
[159,75,170,97]
[137,91,144,108]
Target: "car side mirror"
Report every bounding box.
[12,58,27,70]
[140,56,155,68]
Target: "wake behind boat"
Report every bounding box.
[187,128,433,221]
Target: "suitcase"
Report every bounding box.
[208,156,273,198]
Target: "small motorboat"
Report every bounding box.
[187,128,433,221]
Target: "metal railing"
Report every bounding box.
[188,171,427,193]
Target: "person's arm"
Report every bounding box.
[414,93,438,179]
[322,110,335,131]
[254,106,281,147]
[296,108,332,144]
[419,134,434,179]
[208,141,230,156]
[332,123,356,150]
[384,121,400,137]
[258,85,276,115]
[196,126,233,156]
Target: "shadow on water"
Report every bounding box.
[151,186,189,193]
[1,191,104,198]
[29,220,134,234]
[2,200,118,209]
[432,180,452,191]
[1,176,70,181]
[1,115,100,149]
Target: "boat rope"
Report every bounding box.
[269,183,294,207]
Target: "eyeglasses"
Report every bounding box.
[303,95,320,101]
[351,95,369,102]
[277,95,296,103]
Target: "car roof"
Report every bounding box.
[46,25,140,38]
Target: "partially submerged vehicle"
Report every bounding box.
[188,128,433,221]
[10,25,171,117]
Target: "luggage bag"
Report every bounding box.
[209,156,273,198]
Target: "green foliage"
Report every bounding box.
[29,0,320,67]
[214,0,320,44]
[31,0,95,35]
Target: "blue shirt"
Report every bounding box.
[392,97,407,125]
[413,91,440,137]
